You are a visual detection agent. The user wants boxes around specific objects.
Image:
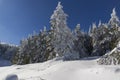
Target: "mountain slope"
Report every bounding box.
[1,57,120,80]
[0,58,11,67]
[0,42,18,66]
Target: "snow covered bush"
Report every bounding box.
[98,41,120,65]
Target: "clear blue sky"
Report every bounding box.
[0,0,120,45]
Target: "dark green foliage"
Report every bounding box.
[13,30,56,65]
[91,24,120,56]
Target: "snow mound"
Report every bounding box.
[5,74,18,80]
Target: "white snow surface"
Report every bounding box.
[1,57,120,80]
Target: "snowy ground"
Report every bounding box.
[1,57,120,80]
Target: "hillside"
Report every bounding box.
[0,42,18,62]
[1,57,120,80]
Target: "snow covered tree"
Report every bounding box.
[108,8,120,28]
[89,23,97,48]
[98,18,120,65]
[13,28,55,64]
[73,24,92,58]
[98,20,102,27]
[50,2,79,60]
[74,24,81,36]
[11,3,120,65]
[89,23,97,37]
[90,8,120,57]
[91,23,109,56]
[98,41,120,65]
[108,8,120,48]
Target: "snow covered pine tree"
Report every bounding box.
[98,8,120,65]
[73,24,92,58]
[50,2,79,60]
[12,2,120,65]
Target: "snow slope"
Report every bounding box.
[1,57,120,80]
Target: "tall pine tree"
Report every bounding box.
[50,2,79,60]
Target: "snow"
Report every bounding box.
[5,74,18,80]
[109,8,120,26]
[50,2,79,60]
[1,57,120,80]
[110,8,119,22]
